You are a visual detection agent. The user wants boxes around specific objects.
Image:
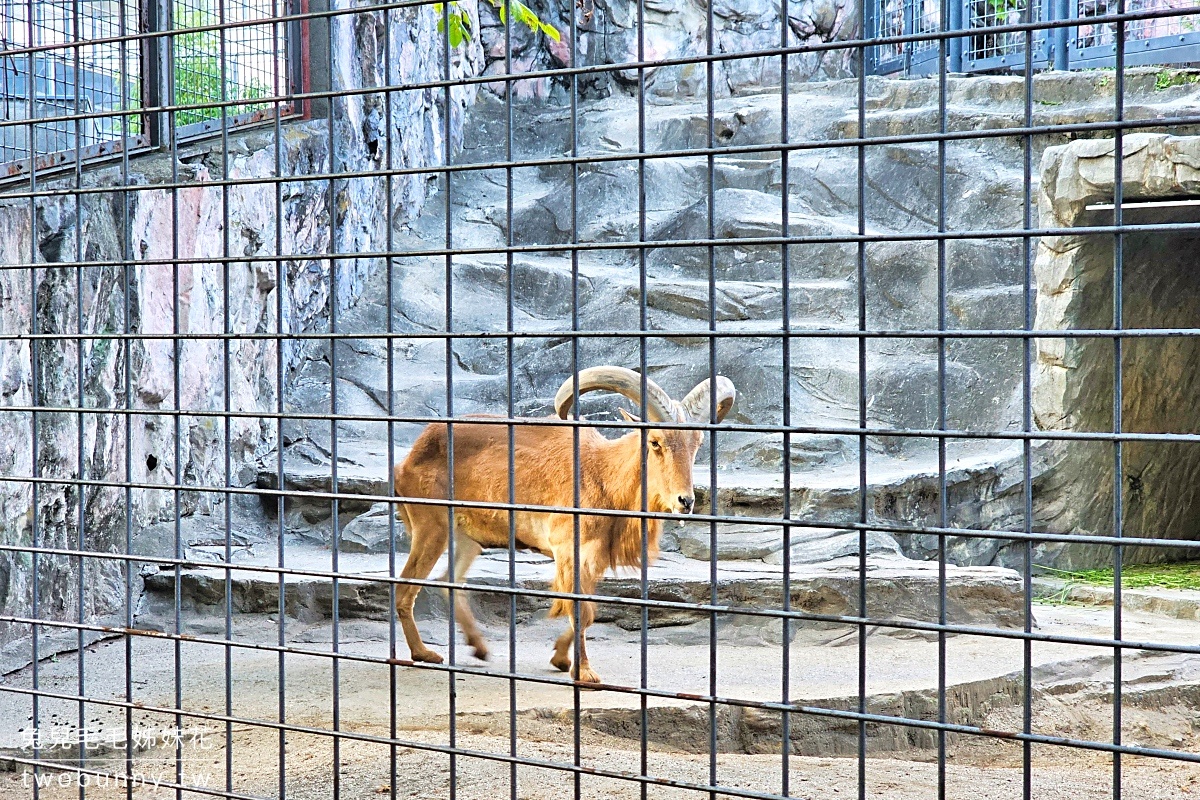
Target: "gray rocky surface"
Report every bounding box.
[131,542,1028,634]
[339,502,408,553]
[476,0,858,104]
[273,67,1200,580]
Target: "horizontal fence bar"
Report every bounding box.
[3,328,1200,343]
[1,402,1200,446]
[4,571,1199,656]
[7,213,1200,274]
[2,478,1199,553]
[6,102,1200,206]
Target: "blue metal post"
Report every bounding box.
[1054,0,1071,69]
[864,0,878,75]
[949,0,964,72]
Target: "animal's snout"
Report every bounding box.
[678,495,695,514]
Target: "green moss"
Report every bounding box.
[1154,69,1200,91]
[1042,561,1200,591]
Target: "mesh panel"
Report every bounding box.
[1077,0,1200,47]
[969,0,1032,61]
[0,0,141,164]
[171,0,286,128]
[876,0,908,62]
[874,0,942,66]
[914,0,943,53]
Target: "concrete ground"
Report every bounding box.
[2,593,1199,800]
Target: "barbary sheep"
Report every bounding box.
[393,365,736,684]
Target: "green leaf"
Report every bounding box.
[541,21,561,41]
[513,1,539,29]
[448,14,465,47]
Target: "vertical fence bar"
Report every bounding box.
[439,4,458,798]
[70,1,86,796]
[504,0,519,789]
[856,11,870,800]
[1111,2,1126,797]
[169,4,184,790]
[568,0,583,795]
[778,0,793,795]
[705,0,719,795]
[1022,15,1036,800]
[219,0,235,794]
[273,0,288,790]
[635,0,651,797]
[119,0,135,794]
[325,3,342,795]
[383,6,399,800]
[936,10,950,799]
[26,2,41,797]
[503,4,518,800]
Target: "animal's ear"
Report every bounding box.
[618,408,641,423]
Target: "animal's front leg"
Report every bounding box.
[547,537,604,683]
[571,599,599,683]
[550,599,599,683]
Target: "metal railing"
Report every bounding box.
[870,0,1200,73]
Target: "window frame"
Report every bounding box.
[0,0,306,181]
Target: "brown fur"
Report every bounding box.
[392,414,703,683]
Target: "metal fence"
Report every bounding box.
[1,0,1200,799]
[871,0,1200,73]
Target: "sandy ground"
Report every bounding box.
[3,725,1199,800]
[1,602,1198,799]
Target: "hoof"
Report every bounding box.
[572,665,601,685]
[550,653,571,673]
[412,649,444,664]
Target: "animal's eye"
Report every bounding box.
[649,440,661,450]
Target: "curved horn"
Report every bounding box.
[678,376,737,423]
[554,366,678,423]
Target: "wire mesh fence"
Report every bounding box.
[0,0,1199,799]
[169,0,289,132]
[0,0,141,166]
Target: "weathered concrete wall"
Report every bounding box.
[1033,133,1200,567]
[0,0,483,660]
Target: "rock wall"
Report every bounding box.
[476,0,857,103]
[0,0,483,660]
[1033,134,1200,568]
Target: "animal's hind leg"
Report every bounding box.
[396,505,449,664]
[437,531,489,661]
